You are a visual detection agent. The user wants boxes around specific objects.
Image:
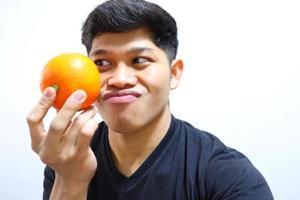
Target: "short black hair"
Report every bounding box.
[81,0,178,62]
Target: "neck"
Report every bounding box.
[108,108,171,177]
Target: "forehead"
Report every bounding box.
[89,28,161,55]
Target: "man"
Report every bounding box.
[26,0,274,199]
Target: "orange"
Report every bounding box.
[40,53,101,110]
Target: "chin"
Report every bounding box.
[108,121,140,134]
[104,114,140,133]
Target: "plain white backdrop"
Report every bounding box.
[0,0,299,199]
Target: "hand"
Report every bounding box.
[26,87,98,199]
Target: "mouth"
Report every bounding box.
[101,90,142,104]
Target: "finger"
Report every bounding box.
[26,87,56,150]
[47,90,87,142]
[63,106,97,145]
[76,119,98,152]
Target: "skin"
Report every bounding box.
[89,28,183,176]
[26,28,183,200]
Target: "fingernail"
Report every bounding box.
[43,88,53,98]
[72,90,86,103]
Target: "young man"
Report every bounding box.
[27,0,274,199]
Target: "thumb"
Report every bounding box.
[39,87,56,111]
[27,87,56,127]
[26,87,56,152]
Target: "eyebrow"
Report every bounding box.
[90,47,155,57]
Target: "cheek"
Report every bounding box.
[140,66,171,90]
[140,70,171,106]
[94,100,103,112]
[99,73,110,89]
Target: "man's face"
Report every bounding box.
[89,28,181,133]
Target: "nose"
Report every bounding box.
[107,63,137,89]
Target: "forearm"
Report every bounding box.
[50,176,89,200]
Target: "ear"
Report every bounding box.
[170,59,184,90]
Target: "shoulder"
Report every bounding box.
[174,116,228,157]
[173,116,274,199]
[204,149,273,199]
[174,116,255,165]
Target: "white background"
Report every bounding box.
[1,0,299,199]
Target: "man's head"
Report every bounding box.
[81,0,183,133]
[81,0,178,63]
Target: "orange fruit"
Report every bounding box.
[40,53,101,110]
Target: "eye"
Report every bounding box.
[94,59,112,72]
[94,59,111,66]
[132,57,151,64]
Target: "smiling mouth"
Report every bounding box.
[102,90,141,104]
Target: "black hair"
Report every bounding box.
[81,0,178,62]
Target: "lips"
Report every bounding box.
[102,90,141,103]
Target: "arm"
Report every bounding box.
[49,175,89,200]
[27,87,98,200]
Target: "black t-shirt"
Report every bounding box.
[43,115,273,200]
